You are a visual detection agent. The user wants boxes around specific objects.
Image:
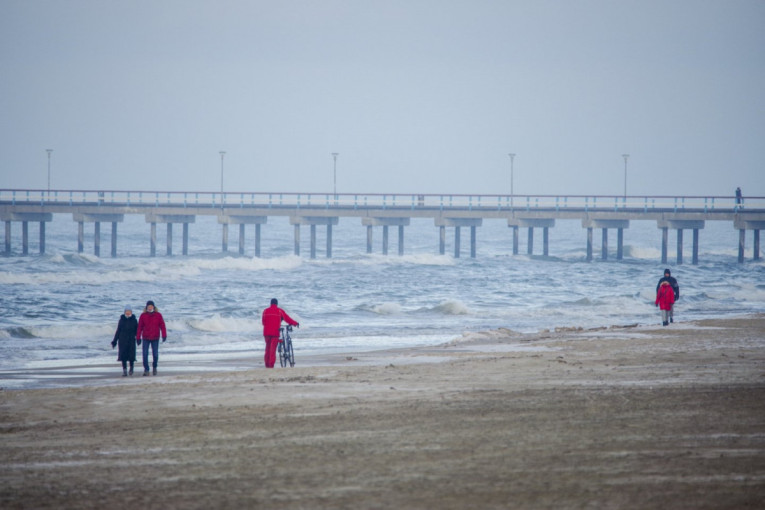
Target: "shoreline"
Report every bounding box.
[2,314,764,508]
[1,312,763,391]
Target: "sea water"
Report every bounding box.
[1,214,763,387]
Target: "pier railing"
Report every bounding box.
[1,189,760,213]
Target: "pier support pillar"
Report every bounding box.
[439,226,446,255]
[470,225,477,258]
[692,229,699,265]
[454,226,461,258]
[290,216,338,258]
[111,222,118,258]
[755,230,761,261]
[22,221,28,255]
[738,229,745,264]
[150,223,157,257]
[222,223,229,253]
[255,224,261,257]
[586,228,593,261]
[73,213,124,257]
[0,213,53,255]
[657,219,704,266]
[40,221,46,255]
[362,217,409,256]
[239,224,245,255]
[601,228,608,260]
[94,222,101,257]
[734,219,765,263]
[509,218,554,257]
[617,228,624,260]
[582,219,628,262]
[217,214,265,256]
[145,214,194,257]
[512,226,519,255]
[167,223,173,256]
[438,218,481,258]
[5,221,10,254]
[183,223,189,255]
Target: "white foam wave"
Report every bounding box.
[187,314,261,333]
[371,302,402,315]
[432,300,471,315]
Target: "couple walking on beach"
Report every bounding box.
[656,269,680,326]
[111,300,167,377]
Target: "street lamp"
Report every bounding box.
[219,151,226,207]
[622,154,629,198]
[332,152,339,200]
[508,153,515,206]
[46,149,53,193]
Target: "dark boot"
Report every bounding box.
[122,368,128,377]
[129,364,133,376]
[153,367,157,376]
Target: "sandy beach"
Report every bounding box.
[2,315,764,509]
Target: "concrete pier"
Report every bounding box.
[145,214,195,257]
[2,212,52,255]
[218,214,267,256]
[436,218,482,258]
[73,213,124,257]
[734,218,765,263]
[582,219,629,261]
[362,217,410,255]
[509,218,555,257]
[290,216,339,259]
[657,219,704,265]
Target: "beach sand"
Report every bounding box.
[1,316,764,509]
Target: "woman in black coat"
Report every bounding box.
[112,305,138,376]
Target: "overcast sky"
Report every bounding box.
[1,0,763,197]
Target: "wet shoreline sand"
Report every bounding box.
[2,315,764,509]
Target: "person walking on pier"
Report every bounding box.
[136,300,167,376]
[656,269,680,323]
[261,298,299,368]
[735,187,744,208]
[655,281,676,326]
[111,305,138,376]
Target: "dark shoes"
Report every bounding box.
[129,367,133,376]
[670,317,674,323]
[153,368,157,376]
[122,368,128,377]
[662,321,669,326]
[143,371,150,376]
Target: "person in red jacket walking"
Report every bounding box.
[261,298,299,368]
[655,281,675,327]
[136,300,167,376]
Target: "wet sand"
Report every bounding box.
[1,316,764,509]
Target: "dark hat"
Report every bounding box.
[146,300,155,308]
[664,269,671,275]
[271,298,278,305]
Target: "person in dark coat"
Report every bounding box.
[112,305,138,376]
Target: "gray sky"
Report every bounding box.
[1,0,763,197]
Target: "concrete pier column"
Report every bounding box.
[661,227,668,264]
[150,222,157,257]
[586,227,593,261]
[239,224,245,255]
[111,222,117,258]
[754,230,761,261]
[310,224,317,259]
[290,216,337,258]
[94,222,101,257]
[470,225,477,258]
[22,221,28,255]
[254,224,261,257]
[512,226,519,255]
[582,219,627,263]
[5,221,10,254]
[327,224,333,258]
[183,223,189,255]
[40,221,46,255]
[166,223,173,256]
[617,228,624,260]
[78,222,85,253]
[436,218,481,258]
[382,226,389,255]
[676,229,683,265]
[362,217,409,256]
[738,229,745,263]
[543,227,549,257]
[222,223,229,253]
[601,228,608,260]
[398,225,404,256]
[527,228,533,255]
[439,226,445,255]
[366,225,373,254]
[454,226,461,258]
[692,229,699,265]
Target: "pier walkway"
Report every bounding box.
[2,189,764,264]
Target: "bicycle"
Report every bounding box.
[278,324,295,367]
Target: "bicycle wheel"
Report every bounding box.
[278,341,287,368]
[287,339,295,367]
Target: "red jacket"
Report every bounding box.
[137,311,167,341]
[655,283,675,311]
[262,305,298,337]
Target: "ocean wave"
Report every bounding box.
[430,300,471,315]
[371,302,402,315]
[187,314,261,333]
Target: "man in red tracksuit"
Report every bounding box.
[261,298,299,368]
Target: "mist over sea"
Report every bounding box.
[1,214,763,388]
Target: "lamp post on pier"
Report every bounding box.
[46,149,53,193]
[622,154,629,198]
[332,152,339,202]
[508,153,515,207]
[219,151,226,208]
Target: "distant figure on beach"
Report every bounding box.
[656,269,680,323]
[261,298,299,368]
[136,300,167,376]
[735,187,743,208]
[111,305,138,376]
[655,281,676,326]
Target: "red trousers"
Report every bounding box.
[263,335,280,368]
